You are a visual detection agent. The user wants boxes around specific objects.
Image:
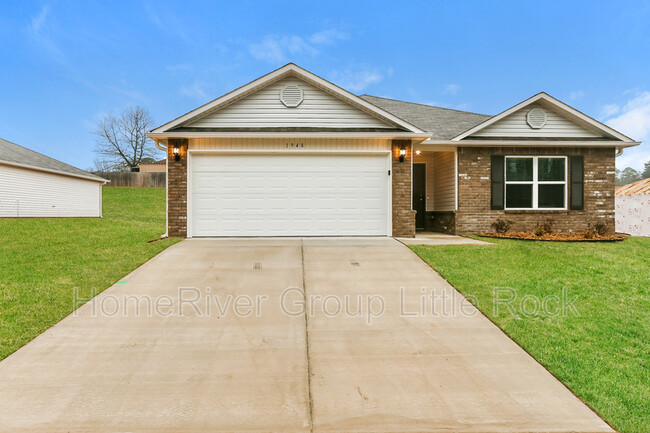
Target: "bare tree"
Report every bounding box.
[94,106,158,172]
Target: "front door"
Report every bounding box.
[413,163,426,231]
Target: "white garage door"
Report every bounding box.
[190,153,389,237]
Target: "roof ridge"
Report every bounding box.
[360,94,492,117]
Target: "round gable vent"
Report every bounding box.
[280,85,304,108]
[526,107,547,129]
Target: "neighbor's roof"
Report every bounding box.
[0,138,106,182]
[360,95,492,140]
[616,177,650,196]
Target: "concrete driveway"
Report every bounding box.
[0,238,612,432]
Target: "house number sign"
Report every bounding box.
[285,142,305,149]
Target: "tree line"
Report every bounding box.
[617,162,650,186]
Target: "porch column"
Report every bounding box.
[167,138,188,238]
[391,139,416,237]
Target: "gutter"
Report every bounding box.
[419,139,642,148]
[146,131,431,140]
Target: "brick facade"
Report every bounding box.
[167,138,188,237]
[392,139,416,237]
[455,146,616,234]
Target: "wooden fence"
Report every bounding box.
[99,172,166,188]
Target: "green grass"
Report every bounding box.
[412,237,650,433]
[0,187,180,360]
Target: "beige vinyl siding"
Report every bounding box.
[433,152,456,211]
[189,137,391,152]
[186,77,394,129]
[470,103,602,138]
[0,164,102,217]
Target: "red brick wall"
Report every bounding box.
[456,147,616,234]
[392,140,416,237]
[167,138,188,237]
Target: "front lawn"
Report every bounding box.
[412,237,650,433]
[0,187,180,360]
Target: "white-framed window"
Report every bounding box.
[504,156,567,210]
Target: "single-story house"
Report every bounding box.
[615,177,650,236]
[147,63,640,238]
[139,159,166,173]
[0,138,107,217]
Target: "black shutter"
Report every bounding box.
[491,155,505,210]
[570,155,584,210]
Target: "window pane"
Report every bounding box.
[506,184,533,208]
[538,158,565,181]
[539,184,565,208]
[506,158,533,181]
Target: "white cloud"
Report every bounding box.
[249,35,316,63]
[604,92,650,170]
[26,4,64,61]
[166,64,194,73]
[30,4,49,33]
[249,28,348,63]
[600,103,620,118]
[569,90,585,100]
[328,68,384,93]
[107,86,148,103]
[145,2,190,43]
[444,84,461,95]
[308,28,348,45]
[179,80,209,101]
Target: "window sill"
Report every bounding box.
[504,209,570,214]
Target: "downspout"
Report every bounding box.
[615,148,624,157]
[155,138,167,152]
[155,139,169,239]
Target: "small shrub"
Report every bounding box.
[533,224,546,237]
[588,221,609,236]
[542,218,555,234]
[583,230,595,240]
[491,218,514,234]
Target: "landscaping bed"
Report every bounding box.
[478,231,628,242]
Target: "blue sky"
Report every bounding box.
[1,1,650,170]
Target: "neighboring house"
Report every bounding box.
[0,138,107,217]
[147,63,640,238]
[616,177,650,236]
[139,159,166,173]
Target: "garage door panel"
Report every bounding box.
[191,154,389,237]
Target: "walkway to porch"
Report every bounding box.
[397,232,493,246]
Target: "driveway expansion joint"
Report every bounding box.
[300,237,315,433]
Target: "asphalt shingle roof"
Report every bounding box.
[360,95,492,140]
[0,138,106,182]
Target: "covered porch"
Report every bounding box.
[411,146,458,234]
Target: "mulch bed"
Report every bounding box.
[478,231,629,242]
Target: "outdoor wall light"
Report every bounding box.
[415,150,422,156]
[399,145,407,163]
[173,145,180,162]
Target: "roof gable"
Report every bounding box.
[184,76,396,130]
[151,64,425,134]
[453,93,635,142]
